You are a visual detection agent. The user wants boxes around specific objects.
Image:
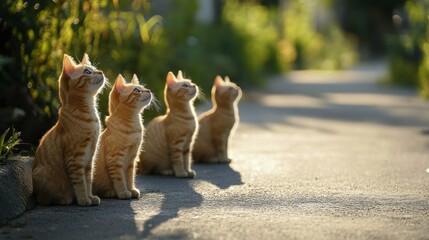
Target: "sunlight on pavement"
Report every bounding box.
[325,93,415,107]
[251,86,417,109]
[285,66,386,84]
[252,94,322,108]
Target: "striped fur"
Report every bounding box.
[93,74,152,199]
[192,76,242,163]
[139,71,198,178]
[32,54,105,206]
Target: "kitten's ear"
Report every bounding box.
[62,54,76,76]
[81,53,91,65]
[224,76,231,83]
[114,74,126,93]
[214,75,224,88]
[166,71,177,88]
[177,70,183,80]
[109,75,123,115]
[131,74,139,85]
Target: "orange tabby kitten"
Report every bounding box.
[32,53,105,206]
[192,76,242,163]
[139,71,198,178]
[93,74,152,199]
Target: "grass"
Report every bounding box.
[0,127,22,164]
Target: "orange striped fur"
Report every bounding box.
[32,54,105,206]
[139,71,198,178]
[93,74,152,199]
[192,76,242,163]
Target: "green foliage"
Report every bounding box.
[0,128,22,164]
[88,1,166,121]
[389,56,419,87]
[143,0,281,99]
[135,0,197,116]
[317,26,358,70]
[222,0,279,84]
[282,0,320,69]
[386,0,427,88]
[419,20,429,98]
[419,42,429,97]
[331,0,406,56]
[280,0,357,70]
[1,0,164,123]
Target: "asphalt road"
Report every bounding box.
[1,61,429,239]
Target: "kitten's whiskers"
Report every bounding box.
[147,95,162,112]
[197,88,207,102]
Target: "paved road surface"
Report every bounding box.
[1,61,429,239]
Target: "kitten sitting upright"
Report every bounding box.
[32,53,105,206]
[139,71,198,178]
[93,74,152,199]
[192,76,242,163]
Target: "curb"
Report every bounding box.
[0,156,36,225]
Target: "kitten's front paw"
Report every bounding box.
[175,170,189,178]
[130,189,140,198]
[77,197,92,206]
[187,170,196,178]
[117,190,132,199]
[90,195,101,205]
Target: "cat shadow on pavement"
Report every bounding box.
[193,163,243,190]
[138,163,243,238]
[139,175,203,239]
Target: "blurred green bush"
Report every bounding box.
[418,1,429,98]
[280,0,357,70]
[419,35,429,97]
[386,0,429,98]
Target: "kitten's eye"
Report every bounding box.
[182,83,189,88]
[133,88,141,93]
[83,69,92,74]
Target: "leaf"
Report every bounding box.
[0,127,22,162]
[136,14,163,44]
[0,128,9,156]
